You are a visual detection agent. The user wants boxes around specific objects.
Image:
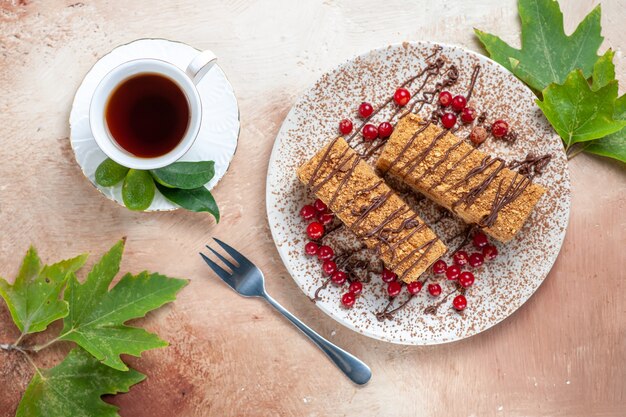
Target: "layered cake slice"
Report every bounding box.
[377,114,545,242]
[297,137,447,283]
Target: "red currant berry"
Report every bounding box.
[441,112,457,129]
[322,260,337,276]
[468,253,484,268]
[378,122,394,139]
[304,242,319,256]
[470,126,488,145]
[491,119,509,138]
[306,222,324,240]
[439,91,453,107]
[318,212,334,225]
[317,245,334,261]
[461,107,476,123]
[407,281,423,295]
[300,204,316,220]
[387,281,402,297]
[331,271,347,285]
[428,283,442,297]
[313,198,327,213]
[451,95,467,112]
[483,245,498,260]
[433,260,447,274]
[362,124,378,141]
[341,292,356,307]
[393,88,411,106]
[446,265,461,280]
[381,267,397,283]
[339,118,353,135]
[358,102,374,118]
[453,251,469,267]
[472,232,489,248]
[459,271,475,288]
[453,294,467,311]
[349,281,363,295]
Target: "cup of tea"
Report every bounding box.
[89,50,217,170]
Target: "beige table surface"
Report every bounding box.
[0,1,625,416]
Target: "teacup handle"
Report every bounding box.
[186,50,218,85]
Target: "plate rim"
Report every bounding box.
[265,40,571,345]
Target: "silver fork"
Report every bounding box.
[199,238,372,385]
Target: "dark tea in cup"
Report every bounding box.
[105,73,190,158]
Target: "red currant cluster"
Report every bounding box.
[378,267,424,300]
[338,88,412,142]
[430,231,499,311]
[300,199,363,308]
[437,90,509,146]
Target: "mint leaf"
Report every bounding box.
[122,169,155,211]
[585,130,626,163]
[59,241,188,370]
[536,69,626,149]
[0,248,87,334]
[151,161,215,189]
[95,158,129,187]
[16,348,145,417]
[156,183,220,222]
[475,0,603,92]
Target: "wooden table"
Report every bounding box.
[1,1,624,416]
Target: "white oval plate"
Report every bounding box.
[266,42,570,345]
[70,39,240,211]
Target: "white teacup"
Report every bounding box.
[89,50,217,170]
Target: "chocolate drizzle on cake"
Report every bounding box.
[306,47,546,317]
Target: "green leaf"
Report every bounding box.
[95,158,129,187]
[16,348,145,417]
[614,94,626,120]
[156,183,220,221]
[475,0,603,92]
[591,49,615,91]
[122,169,155,211]
[536,69,626,149]
[585,129,626,163]
[59,241,188,370]
[0,248,87,334]
[150,161,215,189]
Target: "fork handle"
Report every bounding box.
[263,294,371,385]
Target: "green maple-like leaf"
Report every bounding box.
[591,49,615,91]
[614,95,626,120]
[580,49,626,163]
[0,248,87,334]
[536,66,626,149]
[58,240,188,370]
[585,130,626,163]
[16,348,145,417]
[475,0,603,92]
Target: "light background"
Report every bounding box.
[0,1,624,416]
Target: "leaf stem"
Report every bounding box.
[14,332,25,346]
[31,335,63,352]
[0,343,43,377]
[566,143,590,160]
[14,346,44,378]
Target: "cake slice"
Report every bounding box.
[377,114,545,242]
[297,137,447,283]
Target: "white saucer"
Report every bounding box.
[69,39,240,211]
